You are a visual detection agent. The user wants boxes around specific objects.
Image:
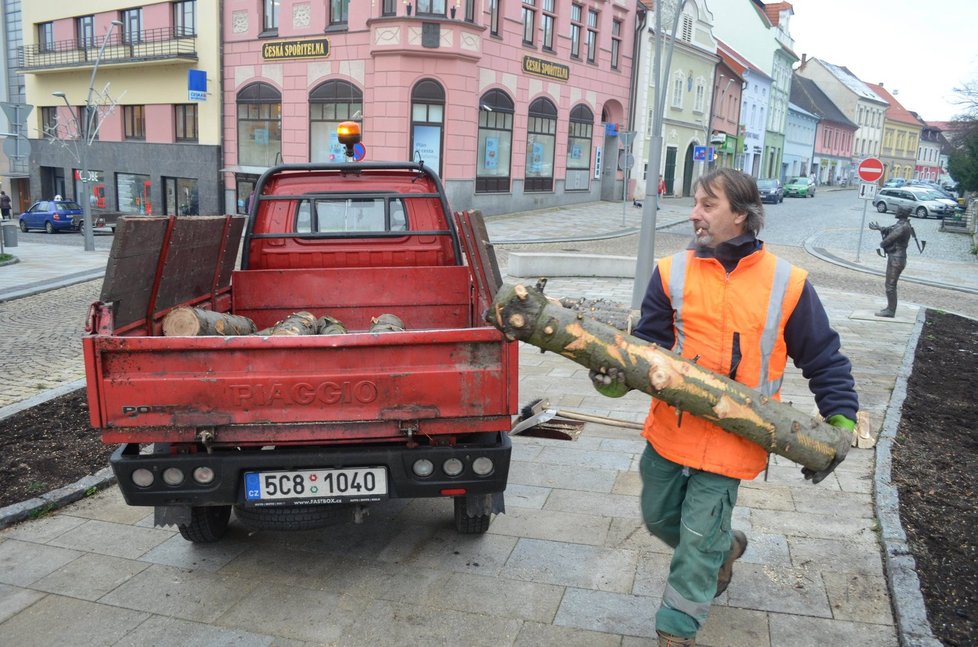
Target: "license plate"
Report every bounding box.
[244,467,387,504]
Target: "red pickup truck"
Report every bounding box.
[83,162,517,543]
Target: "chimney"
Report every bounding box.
[799,53,808,69]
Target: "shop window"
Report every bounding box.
[565,104,593,191]
[237,82,282,167]
[175,104,198,142]
[476,89,514,193]
[309,80,363,162]
[525,97,556,192]
[117,172,152,214]
[411,79,445,177]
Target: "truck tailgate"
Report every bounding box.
[86,327,517,443]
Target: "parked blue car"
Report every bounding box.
[18,200,84,234]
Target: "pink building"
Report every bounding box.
[222,0,638,215]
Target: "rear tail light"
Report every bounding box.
[132,469,154,487]
[193,466,215,484]
[472,457,494,476]
[443,458,464,476]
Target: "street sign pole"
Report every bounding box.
[856,200,869,263]
[618,131,636,227]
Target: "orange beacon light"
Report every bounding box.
[337,121,362,158]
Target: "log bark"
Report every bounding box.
[558,297,639,333]
[488,283,851,472]
[316,315,347,335]
[369,313,405,332]
[161,307,257,337]
[258,311,319,336]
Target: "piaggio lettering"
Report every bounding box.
[228,381,378,407]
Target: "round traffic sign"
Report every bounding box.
[352,142,366,162]
[857,157,884,183]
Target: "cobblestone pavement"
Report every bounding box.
[0,281,101,408]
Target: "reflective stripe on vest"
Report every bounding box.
[669,252,793,397]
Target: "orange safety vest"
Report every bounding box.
[642,247,808,480]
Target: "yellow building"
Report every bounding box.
[18,0,222,215]
[867,83,921,183]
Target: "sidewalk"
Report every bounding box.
[0,198,954,646]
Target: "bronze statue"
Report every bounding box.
[868,207,924,317]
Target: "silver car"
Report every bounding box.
[873,187,953,219]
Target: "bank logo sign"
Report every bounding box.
[522,56,570,82]
[262,38,331,60]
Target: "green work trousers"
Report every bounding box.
[639,443,741,638]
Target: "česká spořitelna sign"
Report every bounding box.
[522,56,570,82]
[262,38,330,60]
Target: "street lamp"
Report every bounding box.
[52,19,123,252]
[632,0,694,309]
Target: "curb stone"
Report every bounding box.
[873,307,942,647]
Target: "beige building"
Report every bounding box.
[867,83,921,183]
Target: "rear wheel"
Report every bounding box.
[19,220,28,232]
[915,207,927,219]
[45,221,55,234]
[233,503,353,532]
[178,505,232,543]
[876,202,888,213]
[454,496,491,534]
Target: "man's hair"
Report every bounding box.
[694,168,765,235]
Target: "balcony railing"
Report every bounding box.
[19,27,197,72]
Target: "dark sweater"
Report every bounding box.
[634,234,859,421]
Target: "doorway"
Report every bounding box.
[664,147,677,196]
[683,143,695,197]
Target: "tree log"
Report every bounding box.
[488,283,851,472]
[258,311,319,336]
[316,315,347,335]
[558,297,639,333]
[369,313,405,332]
[162,307,257,336]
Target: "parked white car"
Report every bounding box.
[873,187,955,219]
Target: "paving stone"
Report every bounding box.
[99,564,258,623]
[514,620,624,647]
[0,539,82,586]
[503,483,552,510]
[543,488,642,519]
[768,612,899,646]
[0,583,45,623]
[379,527,518,576]
[697,605,772,647]
[503,538,638,593]
[31,553,149,601]
[750,507,879,543]
[46,518,174,559]
[339,599,523,647]
[422,571,565,623]
[787,536,884,574]
[140,532,253,572]
[822,571,895,626]
[725,562,832,617]
[508,460,618,493]
[0,594,148,647]
[535,445,635,471]
[0,512,86,543]
[216,583,368,643]
[113,615,276,647]
[553,587,657,638]
[59,487,152,525]
[489,506,611,546]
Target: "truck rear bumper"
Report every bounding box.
[110,433,511,508]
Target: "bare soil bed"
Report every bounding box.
[0,308,975,645]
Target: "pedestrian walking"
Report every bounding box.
[590,168,859,646]
[657,175,666,210]
[0,190,11,220]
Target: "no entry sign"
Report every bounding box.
[857,157,884,183]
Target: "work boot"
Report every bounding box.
[714,530,748,597]
[875,308,895,318]
[657,630,696,646]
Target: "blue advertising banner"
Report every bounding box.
[188,69,207,101]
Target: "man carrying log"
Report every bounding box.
[591,168,859,646]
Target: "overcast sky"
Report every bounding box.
[785,0,976,122]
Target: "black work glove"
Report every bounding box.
[588,366,630,398]
[802,414,855,484]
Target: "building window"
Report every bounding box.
[237,82,282,167]
[40,107,58,135]
[681,13,693,42]
[411,79,446,177]
[330,0,350,25]
[476,89,514,193]
[464,0,476,22]
[175,104,198,142]
[585,9,598,63]
[38,22,55,52]
[541,0,555,51]
[122,8,143,43]
[382,0,396,16]
[522,1,536,46]
[611,19,622,70]
[489,0,500,36]
[570,4,582,58]
[565,104,593,191]
[416,0,446,15]
[117,172,152,214]
[77,16,94,49]
[694,80,705,113]
[525,97,557,193]
[173,1,196,37]
[166,177,200,215]
[309,80,362,162]
[123,105,146,140]
[263,0,279,33]
[672,72,684,109]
